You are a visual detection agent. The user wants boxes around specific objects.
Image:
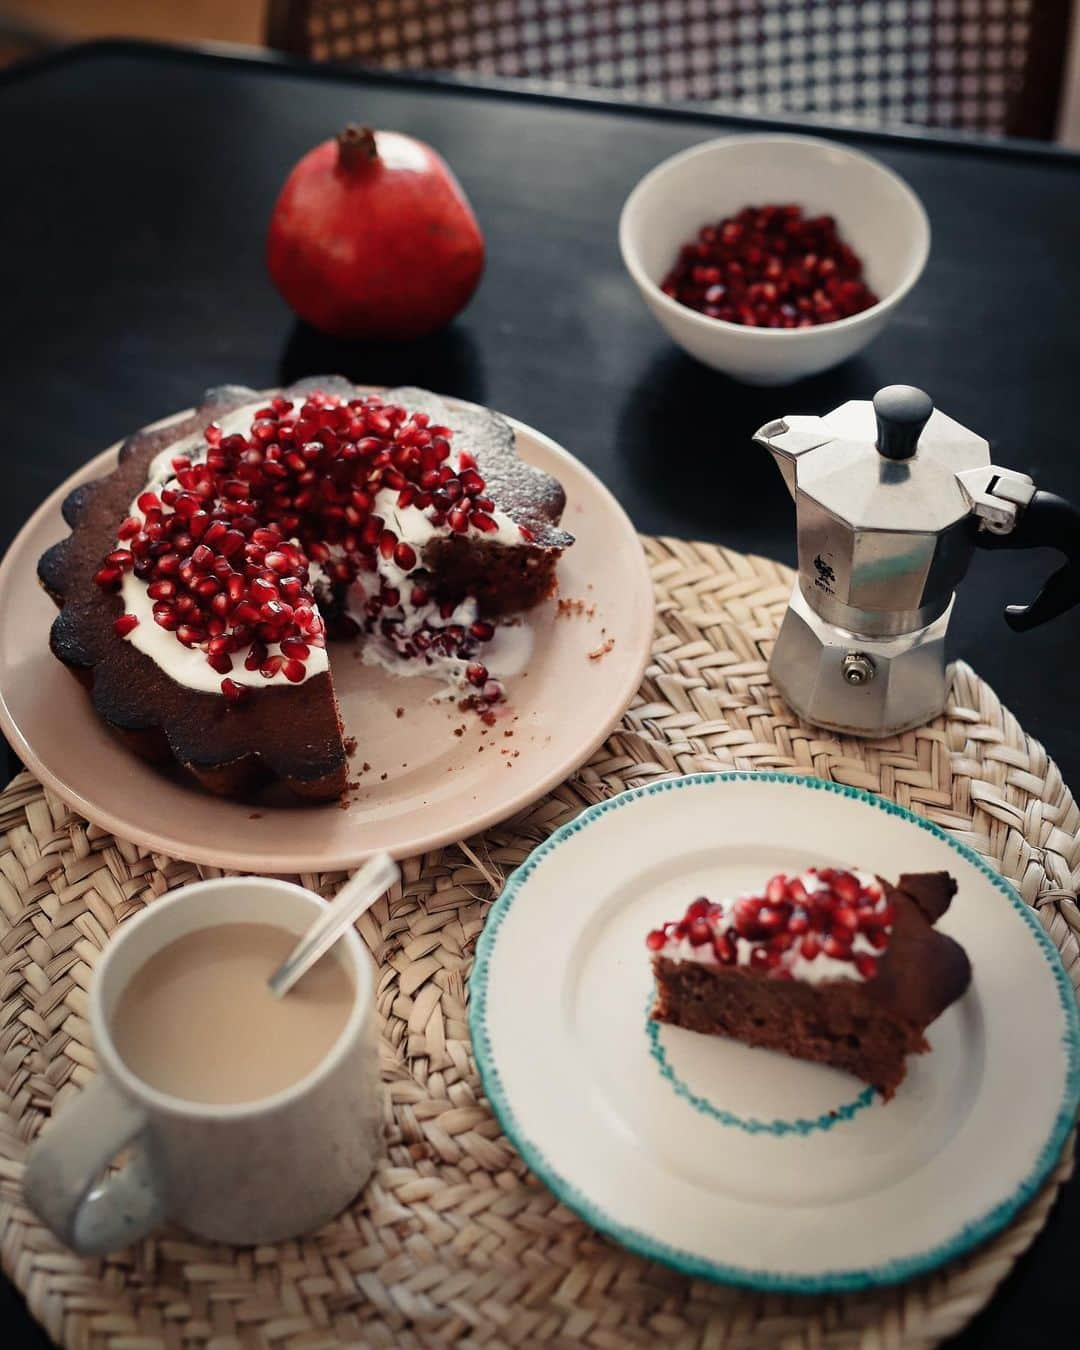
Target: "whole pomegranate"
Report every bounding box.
[267,124,485,340]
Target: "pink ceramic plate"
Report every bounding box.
[0,401,653,870]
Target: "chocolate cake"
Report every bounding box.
[38,377,572,800]
[648,868,971,1099]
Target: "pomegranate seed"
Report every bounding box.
[645,929,666,951]
[280,637,309,660]
[854,953,879,979]
[750,946,779,972]
[220,678,248,704]
[800,935,821,960]
[207,650,233,674]
[245,641,268,671]
[137,491,160,513]
[393,541,417,571]
[518,524,536,542]
[686,897,711,919]
[176,624,204,647]
[687,918,711,946]
[152,602,178,630]
[260,654,284,678]
[465,662,488,687]
[713,934,735,964]
[733,898,769,940]
[282,658,306,683]
[470,620,495,641]
[113,613,139,637]
[448,507,470,532]
[833,872,861,904]
[788,908,809,934]
[765,875,786,903]
[459,468,486,496]
[93,565,122,590]
[823,935,853,960]
[117,516,141,539]
[833,905,858,931]
[470,511,498,533]
[250,576,278,604]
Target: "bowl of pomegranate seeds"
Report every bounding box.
[619,135,929,384]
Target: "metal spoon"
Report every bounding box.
[268,851,400,998]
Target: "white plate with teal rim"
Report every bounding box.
[470,772,1079,1291]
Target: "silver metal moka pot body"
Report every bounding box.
[755,386,1080,738]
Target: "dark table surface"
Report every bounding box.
[1,39,1077,1349]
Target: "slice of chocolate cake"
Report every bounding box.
[648,868,971,1099]
[38,377,572,800]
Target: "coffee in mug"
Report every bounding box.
[23,878,382,1253]
[112,923,355,1105]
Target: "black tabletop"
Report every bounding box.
[0,40,1077,1349]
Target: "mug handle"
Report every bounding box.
[23,1076,166,1255]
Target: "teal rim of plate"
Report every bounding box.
[468,771,1080,1293]
[644,995,878,1135]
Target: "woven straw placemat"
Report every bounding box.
[1,536,1077,1350]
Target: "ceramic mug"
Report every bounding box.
[23,877,381,1253]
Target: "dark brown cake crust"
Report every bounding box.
[38,378,572,800]
[651,872,971,1099]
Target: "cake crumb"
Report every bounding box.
[588,638,616,661]
[362,761,371,772]
[380,772,388,781]
[346,780,359,791]
[395,707,405,718]
[248,812,263,819]
[504,730,514,737]
[557,597,596,619]
[453,726,465,737]
[344,736,358,757]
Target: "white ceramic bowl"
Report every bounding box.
[619,134,930,385]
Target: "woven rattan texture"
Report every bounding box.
[269,0,1061,137]
[1,536,1077,1348]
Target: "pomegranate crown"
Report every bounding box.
[337,124,378,170]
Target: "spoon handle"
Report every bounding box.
[268,852,400,998]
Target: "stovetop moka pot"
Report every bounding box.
[755,385,1080,736]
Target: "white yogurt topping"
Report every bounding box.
[658,870,889,985]
[115,401,530,697]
